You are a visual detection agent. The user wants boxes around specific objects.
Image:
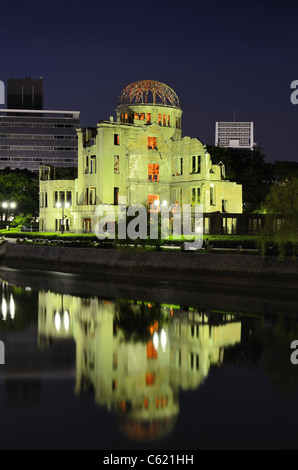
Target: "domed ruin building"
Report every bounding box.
[39,80,242,234]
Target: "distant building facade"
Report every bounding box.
[215,121,254,149]
[7,77,44,111]
[0,77,79,170]
[0,109,80,170]
[39,80,242,234]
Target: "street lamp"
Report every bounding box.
[56,202,70,234]
[1,202,17,230]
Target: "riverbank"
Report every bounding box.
[0,241,297,290]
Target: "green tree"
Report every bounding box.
[0,168,39,228]
[207,146,273,212]
[260,178,298,256]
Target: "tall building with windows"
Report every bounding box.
[0,77,79,170]
[215,121,254,149]
[39,80,242,234]
[7,77,44,111]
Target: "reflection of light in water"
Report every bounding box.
[153,331,159,350]
[10,294,15,319]
[160,329,167,352]
[64,311,70,331]
[54,312,61,331]
[1,297,7,320]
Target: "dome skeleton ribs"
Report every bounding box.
[118,80,180,108]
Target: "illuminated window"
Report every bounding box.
[163,114,166,126]
[114,134,120,145]
[124,113,128,123]
[114,155,120,174]
[148,164,159,182]
[146,373,155,386]
[148,195,159,209]
[134,113,139,120]
[158,114,162,126]
[140,113,145,120]
[167,115,170,126]
[148,136,157,150]
[147,341,158,359]
[146,113,151,124]
[144,398,149,409]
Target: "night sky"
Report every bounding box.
[1,0,298,163]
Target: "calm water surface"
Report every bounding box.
[0,266,297,450]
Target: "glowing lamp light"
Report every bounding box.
[2,202,8,209]
[63,311,70,331]
[56,202,61,208]
[54,312,61,331]
[65,203,70,209]
[10,202,16,209]
[162,200,167,206]
[9,295,15,319]
[160,329,167,351]
[153,331,159,350]
[1,297,7,320]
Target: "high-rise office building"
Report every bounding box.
[0,77,79,170]
[215,121,254,150]
[7,77,44,111]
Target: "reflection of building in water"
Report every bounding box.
[170,307,242,390]
[38,292,241,441]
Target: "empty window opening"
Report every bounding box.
[210,186,215,206]
[114,187,119,205]
[114,155,120,174]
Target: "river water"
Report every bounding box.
[0,265,297,450]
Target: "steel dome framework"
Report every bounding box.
[118,80,180,108]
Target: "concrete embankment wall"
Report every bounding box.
[0,242,297,289]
